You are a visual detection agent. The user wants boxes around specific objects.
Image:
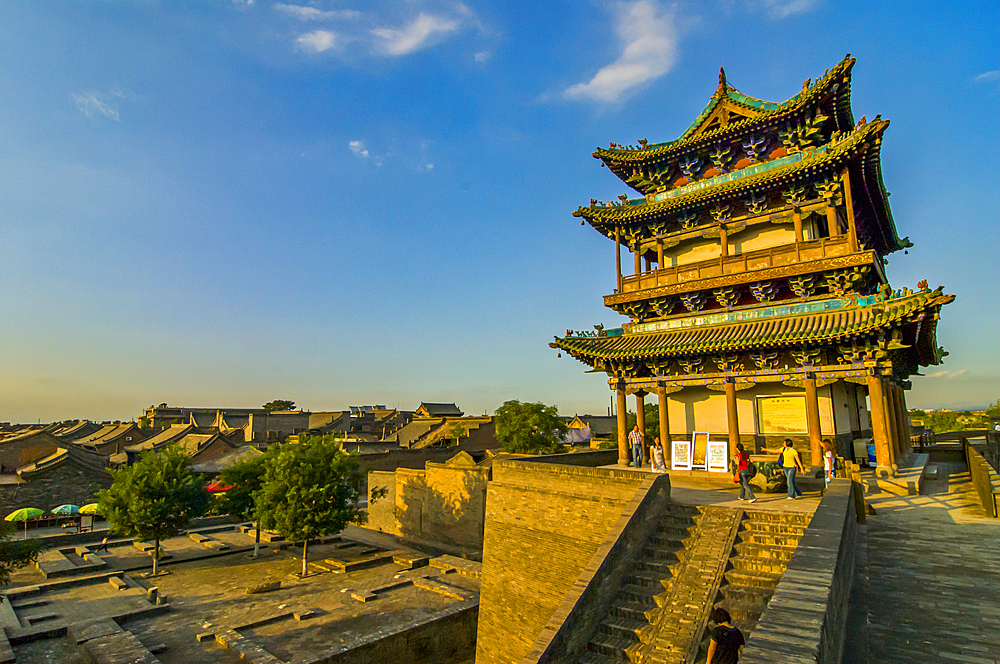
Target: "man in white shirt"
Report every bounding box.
[628,425,644,468]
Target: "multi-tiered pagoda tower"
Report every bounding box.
[551,56,953,477]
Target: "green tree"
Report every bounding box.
[987,400,1000,422]
[97,446,209,575]
[255,437,365,577]
[0,521,43,587]
[262,400,296,412]
[494,400,568,455]
[616,402,661,447]
[214,454,268,557]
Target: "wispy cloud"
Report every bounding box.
[297,29,339,53]
[975,70,1000,83]
[760,0,819,18]
[275,4,361,21]
[563,1,678,103]
[927,369,968,379]
[349,140,383,166]
[372,12,461,56]
[474,50,491,63]
[71,86,141,121]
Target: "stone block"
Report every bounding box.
[246,580,281,594]
[25,612,58,625]
[149,643,167,655]
[924,465,938,479]
[189,533,211,543]
[146,587,158,603]
[196,632,215,642]
[351,591,376,602]
[293,610,315,621]
[109,576,128,591]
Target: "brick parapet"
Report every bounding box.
[520,474,672,664]
[475,461,647,664]
[739,478,857,664]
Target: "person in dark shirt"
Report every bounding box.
[706,607,745,664]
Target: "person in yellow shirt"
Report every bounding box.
[780,438,805,499]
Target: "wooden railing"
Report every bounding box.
[963,437,1000,518]
[620,234,856,294]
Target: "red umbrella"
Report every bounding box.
[206,481,233,493]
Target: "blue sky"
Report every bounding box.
[1,0,997,422]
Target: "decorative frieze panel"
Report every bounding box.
[680,292,706,312]
[713,287,740,309]
[750,351,779,370]
[712,354,741,373]
[824,266,870,295]
[750,281,778,302]
[791,347,823,368]
[788,274,819,297]
[677,357,704,374]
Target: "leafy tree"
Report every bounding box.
[97,446,209,575]
[255,436,365,577]
[494,400,568,455]
[0,521,43,587]
[616,403,661,447]
[214,454,268,557]
[987,400,1000,422]
[263,400,296,412]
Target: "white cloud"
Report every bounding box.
[474,50,491,62]
[297,29,339,52]
[71,87,140,121]
[563,1,678,103]
[372,13,461,56]
[275,4,361,21]
[975,70,1000,83]
[927,369,968,379]
[349,140,383,166]
[760,0,818,18]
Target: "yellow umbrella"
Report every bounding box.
[79,503,102,515]
[5,507,44,539]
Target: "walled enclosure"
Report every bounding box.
[475,461,649,664]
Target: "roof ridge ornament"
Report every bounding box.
[717,67,727,96]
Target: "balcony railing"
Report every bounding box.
[619,235,857,295]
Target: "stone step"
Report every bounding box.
[618,583,658,603]
[628,570,667,589]
[733,542,797,562]
[743,510,812,525]
[728,556,787,575]
[610,599,655,622]
[649,531,690,547]
[598,615,647,641]
[724,568,783,588]
[713,598,767,622]
[718,583,775,606]
[739,520,808,536]
[587,632,635,659]
[736,530,803,547]
[578,651,624,664]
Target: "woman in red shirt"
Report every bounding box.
[735,443,757,503]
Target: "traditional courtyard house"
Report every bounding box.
[551,56,953,477]
[415,402,464,418]
[71,422,147,456]
[51,420,103,441]
[120,425,237,467]
[0,429,62,475]
[0,444,111,513]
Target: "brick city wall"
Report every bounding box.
[522,474,672,664]
[366,470,397,534]
[740,478,857,664]
[475,461,647,664]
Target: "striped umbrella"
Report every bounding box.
[51,504,80,515]
[5,507,44,539]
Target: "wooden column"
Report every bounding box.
[893,385,910,457]
[898,388,912,452]
[882,380,901,466]
[657,241,664,269]
[804,377,822,467]
[634,245,642,276]
[616,388,628,466]
[867,374,893,476]
[725,381,739,460]
[720,226,729,257]
[825,200,841,236]
[792,208,803,243]
[658,384,670,467]
[842,167,859,252]
[615,226,622,292]
[635,392,646,466]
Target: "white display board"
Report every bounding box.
[707,439,730,473]
[671,439,691,470]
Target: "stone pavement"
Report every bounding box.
[844,461,1000,664]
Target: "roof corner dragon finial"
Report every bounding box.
[717,66,727,94]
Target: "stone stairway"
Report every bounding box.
[690,510,811,663]
[577,503,702,664]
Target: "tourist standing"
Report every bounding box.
[822,439,836,488]
[706,607,745,664]
[629,425,644,468]
[651,437,666,473]
[780,439,804,499]
[735,443,756,503]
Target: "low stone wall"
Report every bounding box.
[964,438,1000,518]
[520,474,672,663]
[740,478,858,664]
[515,449,618,468]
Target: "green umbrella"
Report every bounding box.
[5,507,44,539]
[51,504,80,515]
[79,503,102,515]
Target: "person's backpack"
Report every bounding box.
[748,461,758,479]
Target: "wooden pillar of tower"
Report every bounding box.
[898,387,912,452]
[883,378,901,468]
[842,167,859,251]
[615,226,622,292]
[804,376,823,467]
[867,374,893,476]
[634,244,642,276]
[635,392,646,466]
[720,226,729,257]
[725,380,739,460]
[657,241,664,270]
[658,384,670,467]
[825,197,841,236]
[616,387,628,466]
[792,208,803,243]
[893,384,910,457]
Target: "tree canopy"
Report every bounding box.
[255,436,365,577]
[214,453,268,556]
[494,400,568,455]
[616,402,661,447]
[262,400,296,412]
[97,445,209,575]
[0,521,43,587]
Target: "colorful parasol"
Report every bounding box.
[5,507,44,539]
[206,481,233,493]
[79,503,103,515]
[51,504,80,515]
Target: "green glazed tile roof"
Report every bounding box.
[552,287,954,362]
